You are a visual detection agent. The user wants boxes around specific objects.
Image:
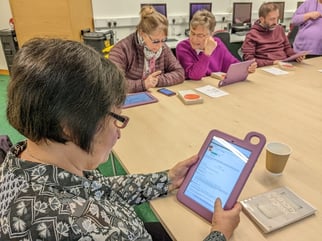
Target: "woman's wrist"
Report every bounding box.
[203,230,226,241]
[167,170,175,192]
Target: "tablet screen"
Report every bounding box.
[123,92,158,108]
[184,136,251,211]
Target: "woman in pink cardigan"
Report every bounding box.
[176,10,256,80]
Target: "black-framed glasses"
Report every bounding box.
[109,112,130,129]
[147,34,167,44]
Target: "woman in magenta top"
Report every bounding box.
[176,10,256,80]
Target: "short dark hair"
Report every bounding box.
[7,38,126,152]
[258,2,279,18]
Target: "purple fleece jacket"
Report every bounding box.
[291,0,322,55]
[176,37,239,80]
[109,32,184,93]
[242,20,295,67]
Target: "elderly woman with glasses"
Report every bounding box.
[109,5,184,93]
[1,38,242,241]
[176,10,256,80]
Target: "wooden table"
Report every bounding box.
[114,57,322,241]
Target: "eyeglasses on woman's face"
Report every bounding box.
[147,34,167,44]
[108,112,130,129]
[189,30,209,39]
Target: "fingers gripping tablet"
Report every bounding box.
[177,129,266,222]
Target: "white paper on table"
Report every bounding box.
[195,85,229,98]
[261,67,289,75]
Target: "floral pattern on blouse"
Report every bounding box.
[0,141,169,241]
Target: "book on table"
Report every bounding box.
[177,90,203,105]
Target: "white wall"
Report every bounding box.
[0,0,301,71]
[93,0,300,41]
[92,0,300,17]
[0,0,12,70]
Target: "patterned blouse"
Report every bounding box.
[0,141,170,241]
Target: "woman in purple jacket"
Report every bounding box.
[109,5,184,93]
[291,0,322,57]
[176,10,256,80]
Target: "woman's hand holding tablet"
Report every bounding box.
[177,129,266,222]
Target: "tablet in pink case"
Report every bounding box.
[281,50,310,62]
[177,129,266,222]
[217,59,255,87]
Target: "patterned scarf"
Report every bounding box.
[138,32,163,79]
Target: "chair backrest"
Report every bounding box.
[0,135,13,164]
[214,31,230,49]
[288,25,299,47]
